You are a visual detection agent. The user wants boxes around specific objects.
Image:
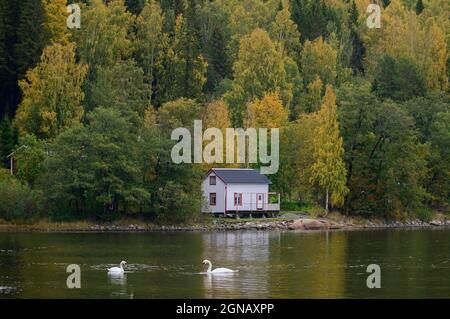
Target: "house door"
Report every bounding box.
[256,193,264,210]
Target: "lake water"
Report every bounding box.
[0,229,449,298]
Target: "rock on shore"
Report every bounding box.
[288,219,343,230]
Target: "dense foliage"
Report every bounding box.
[0,0,448,222]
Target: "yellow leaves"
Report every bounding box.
[203,100,231,130]
[285,114,317,190]
[191,54,208,92]
[301,37,338,86]
[157,98,201,130]
[363,0,448,92]
[202,99,236,171]
[309,85,348,208]
[136,0,164,41]
[173,15,186,47]
[14,43,87,140]
[308,76,324,97]
[143,107,157,129]
[43,0,71,45]
[229,5,257,41]
[317,86,339,129]
[270,1,301,57]
[234,28,285,90]
[355,0,372,18]
[75,0,134,67]
[228,27,290,125]
[227,0,277,57]
[422,21,448,91]
[301,76,324,114]
[245,92,288,129]
[40,110,57,136]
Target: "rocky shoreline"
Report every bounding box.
[1,217,449,232]
[205,218,450,231]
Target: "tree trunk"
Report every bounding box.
[325,188,329,216]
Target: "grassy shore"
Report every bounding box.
[0,218,167,232]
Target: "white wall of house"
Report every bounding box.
[201,173,226,213]
[202,172,271,213]
[225,183,269,212]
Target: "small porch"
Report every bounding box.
[226,192,280,218]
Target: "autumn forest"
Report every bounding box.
[0,0,448,222]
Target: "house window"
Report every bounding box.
[210,193,216,206]
[209,176,216,185]
[234,193,242,206]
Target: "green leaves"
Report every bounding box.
[2,0,449,221]
[337,80,429,216]
[372,55,426,102]
[134,0,167,106]
[90,60,150,127]
[43,107,148,217]
[14,134,46,186]
[270,3,301,58]
[14,0,48,78]
[403,94,450,206]
[168,14,207,100]
[0,117,16,167]
[227,28,290,126]
[300,37,338,87]
[75,0,133,69]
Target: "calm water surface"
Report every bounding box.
[0,229,449,298]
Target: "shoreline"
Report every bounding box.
[0,217,449,233]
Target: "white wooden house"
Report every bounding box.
[201,168,280,217]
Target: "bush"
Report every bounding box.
[309,207,327,218]
[414,208,433,222]
[281,200,313,211]
[0,168,10,180]
[0,177,42,221]
[153,181,202,224]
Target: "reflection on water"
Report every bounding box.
[108,273,127,286]
[0,229,449,298]
[0,286,17,295]
[202,273,239,298]
[201,232,269,298]
[107,272,133,299]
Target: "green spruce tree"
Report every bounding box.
[415,0,424,15]
[0,117,15,167]
[0,0,19,118]
[349,0,365,75]
[14,0,48,78]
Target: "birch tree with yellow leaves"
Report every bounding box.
[245,92,289,129]
[310,85,348,213]
[42,0,70,45]
[270,1,301,58]
[227,28,290,126]
[202,99,235,170]
[14,43,87,139]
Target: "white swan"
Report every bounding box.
[203,259,237,274]
[107,261,127,274]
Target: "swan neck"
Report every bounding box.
[206,261,212,273]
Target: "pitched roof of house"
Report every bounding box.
[209,168,271,184]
